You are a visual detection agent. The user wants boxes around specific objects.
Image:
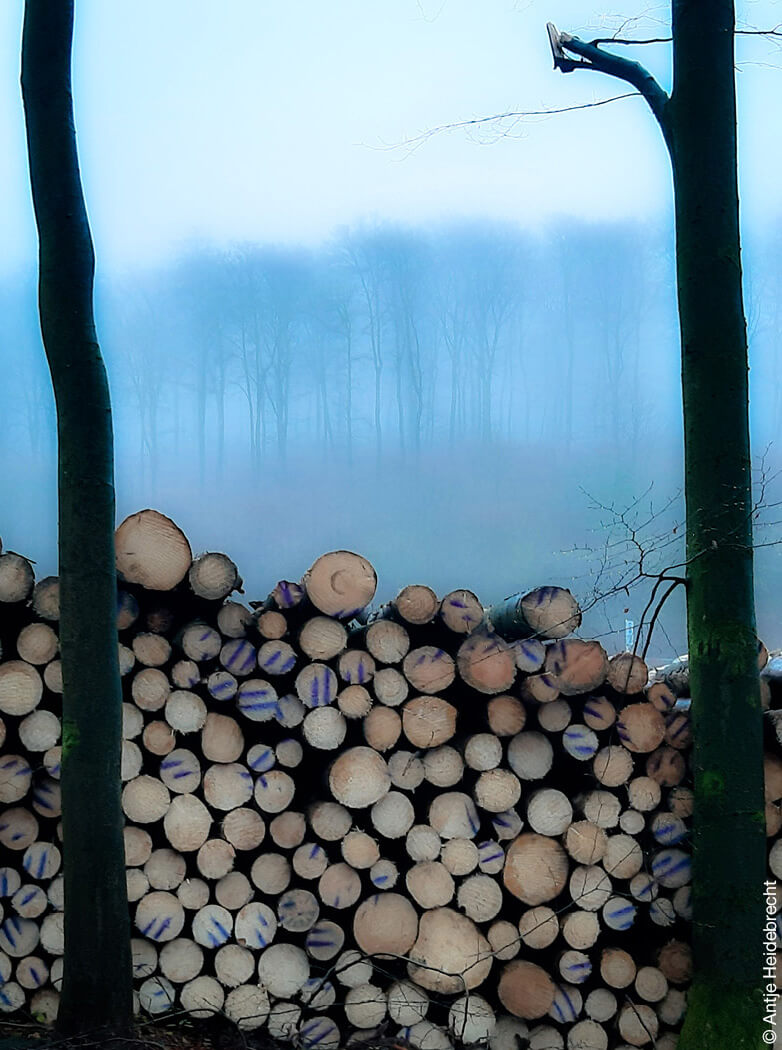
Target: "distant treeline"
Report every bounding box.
[2,219,781,486]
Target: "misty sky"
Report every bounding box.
[1,1,781,271]
[1,2,781,660]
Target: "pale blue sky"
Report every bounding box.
[0,0,780,270]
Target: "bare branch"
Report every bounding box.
[548,23,671,142]
[375,94,641,155]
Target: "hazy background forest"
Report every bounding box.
[3,217,782,659]
[2,0,782,661]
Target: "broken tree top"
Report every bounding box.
[1,506,775,1048]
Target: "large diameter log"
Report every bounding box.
[407,908,492,993]
[487,587,581,641]
[302,551,377,618]
[457,629,516,694]
[115,510,192,590]
[616,703,666,753]
[329,747,390,808]
[503,834,569,905]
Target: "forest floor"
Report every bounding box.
[0,1018,294,1050]
[0,1021,407,1050]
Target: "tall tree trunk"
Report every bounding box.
[550,9,765,1046]
[671,4,765,1044]
[20,0,132,1034]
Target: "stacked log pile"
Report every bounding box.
[0,509,777,1049]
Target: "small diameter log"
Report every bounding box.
[564,822,607,864]
[407,908,492,993]
[465,733,503,771]
[0,551,35,603]
[504,834,569,905]
[164,795,212,852]
[582,696,617,730]
[32,576,59,620]
[188,552,239,601]
[318,863,362,910]
[143,720,176,756]
[270,812,306,850]
[303,708,347,750]
[159,937,204,983]
[391,584,439,625]
[371,790,415,838]
[132,632,171,668]
[403,647,455,694]
[181,623,222,663]
[296,663,338,708]
[341,831,379,869]
[645,746,687,786]
[474,769,522,812]
[402,696,457,749]
[365,621,410,664]
[487,695,526,737]
[16,624,58,666]
[616,703,666,753]
[145,849,187,890]
[338,686,373,719]
[457,629,516,694]
[544,639,608,695]
[353,893,419,957]
[215,872,253,912]
[200,713,244,763]
[134,890,186,942]
[256,610,287,640]
[254,770,296,814]
[497,960,556,1020]
[309,801,352,841]
[218,600,253,638]
[115,509,193,590]
[171,660,200,689]
[593,745,634,786]
[457,872,503,921]
[303,550,377,619]
[441,837,479,875]
[607,652,649,694]
[122,776,170,823]
[18,710,61,752]
[526,789,573,836]
[429,792,480,840]
[439,589,484,634]
[580,790,622,828]
[487,587,581,641]
[373,668,409,707]
[196,839,236,880]
[388,750,425,790]
[406,825,442,863]
[519,673,560,704]
[0,662,43,717]
[387,980,429,1025]
[405,860,455,911]
[423,746,464,786]
[132,668,170,712]
[339,649,376,686]
[299,617,348,660]
[165,690,208,734]
[507,731,554,781]
[219,639,258,677]
[222,808,266,851]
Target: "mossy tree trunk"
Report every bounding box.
[670,5,765,1045]
[551,5,765,1047]
[20,0,132,1034]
